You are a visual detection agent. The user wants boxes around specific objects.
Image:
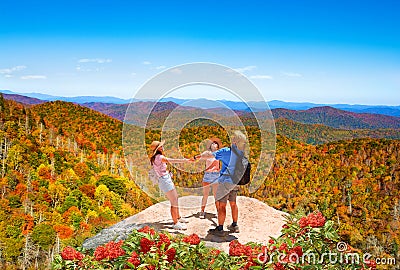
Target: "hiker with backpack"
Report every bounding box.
[196,130,250,236]
[149,140,191,230]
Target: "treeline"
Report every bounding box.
[0,97,152,269]
[275,118,400,144]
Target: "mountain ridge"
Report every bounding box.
[1,89,399,117]
[28,100,400,145]
[3,92,400,133]
[270,106,400,129]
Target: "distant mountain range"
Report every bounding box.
[270,106,400,129]
[2,96,400,145]
[0,90,132,104]
[78,101,400,130]
[1,89,399,117]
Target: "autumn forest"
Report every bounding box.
[0,94,399,269]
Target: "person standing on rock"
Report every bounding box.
[197,130,247,236]
[150,140,190,230]
[194,138,222,219]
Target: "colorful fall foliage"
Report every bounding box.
[0,95,399,268]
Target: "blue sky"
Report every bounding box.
[1,0,399,105]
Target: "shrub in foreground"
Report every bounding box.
[53,211,376,269]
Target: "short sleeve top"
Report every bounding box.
[153,154,168,177]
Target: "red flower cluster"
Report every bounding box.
[364,259,377,269]
[138,226,156,236]
[229,240,253,257]
[288,246,303,258]
[127,251,141,267]
[165,247,176,263]
[61,246,84,261]
[228,241,264,270]
[140,237,155,253]
[137,232,176,264]
[299,211,326,228]
[271,241,303,263]
[258,246,269,261]
[273,262,284,270]
[278,243,288,253]
[243,259,259,269]
[182,234,200,245]
[156,233,171,248]
[269,239,275,244]
[94,241,125,261]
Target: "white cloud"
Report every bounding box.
[281,71,302,77]
[155,65,166,70]
[143,61,151,65]
[131,72,137,76]
[234,65,257,73]
[21,75,47,80]
[250,75,273,80]
[0,65,27,74]
[78,58,112,63]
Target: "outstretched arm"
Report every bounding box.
[194,150,214,160]
[162,157,190,163]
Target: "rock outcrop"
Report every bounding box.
[83,196,287,252]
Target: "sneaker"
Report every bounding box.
[178,217,189,223]
[199,212,206,219]
[208,228,225,237]
[227,224,240,233]
[172,222,187,230]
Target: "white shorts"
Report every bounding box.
[158,173,175,193]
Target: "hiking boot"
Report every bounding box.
[208,228,225,237]
[227,224,240,233]
[178,217,189,223]
[172,222,187,230]
[199,212,206,219]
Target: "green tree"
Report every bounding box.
[94,184,110,206]
[97,175,127,197]
[2,238,23,262]
[31,223,56,250]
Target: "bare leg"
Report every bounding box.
[218,202,227,226]
[201,182,211,212]
[165,189,179,224]
[212,183,218,210]
[211,183,218,198]
[229,200,238,223]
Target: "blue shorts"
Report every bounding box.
[203,171,219,183]
[158,174,175,193]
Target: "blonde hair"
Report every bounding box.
[232,130,247,151]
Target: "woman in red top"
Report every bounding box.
[195,138,221,219]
